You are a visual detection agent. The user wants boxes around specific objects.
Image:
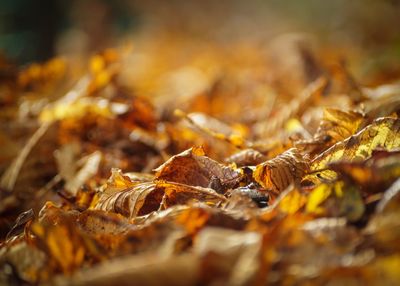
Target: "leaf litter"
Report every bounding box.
[0,37,400,286]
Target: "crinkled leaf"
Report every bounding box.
[94,182,163,218]
[154,147,242,189]
[253,148,310,193]
[95,180,225,219]
[225,149,267,167]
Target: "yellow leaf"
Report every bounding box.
[278,189,306,214]
[306,184,332,215]
[39,98,113,123]
[306,181,365,221]
[319,108,364,143]
[312,117,400,171]
[90,55,105,74]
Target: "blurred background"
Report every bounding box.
[1,0,400,82]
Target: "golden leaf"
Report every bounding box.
[29,210,102,274]
[298,108,365,156]
[277,188,307,215]
[317,108,363,142]
[100,168,139,194]
[311,117,400,171]
[175,110,248,148]
[253,148,310,193]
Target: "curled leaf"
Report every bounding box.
[154,147,242,190]
[6,208,34,241]
[225,149,267,167]
[253,148,310,193]
[95,182,163,218]
[95,181,226,219]
[175,110,248,148]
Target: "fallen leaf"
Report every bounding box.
[311,117,400,171]
[253,148,310,193]
[225,149,267,167]
[154,147,242,190]
[306,181,365,221]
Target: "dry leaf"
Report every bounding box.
[298,108,365,156]
[94,182,163,218]
[55,144,102,197]
[225,149,267,167]
[253,148,310,193]
[3,16,400,286]
[175,110,248,148]
[95,179,225,219]
[154,147,242,190]
[311,117,400,171]
[306,181,365,221]
[6,208,34,241]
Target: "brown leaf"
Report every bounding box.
[154,146,242,190]
[77,210,132,236]
[158,181,226,209]
[6,208,34,241]
[225,149,267,167]
[253,148,310,193]
[94,182,163,218]
[51,254,199,286]
[94,180,225,219]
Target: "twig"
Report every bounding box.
[0,122,51,191]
